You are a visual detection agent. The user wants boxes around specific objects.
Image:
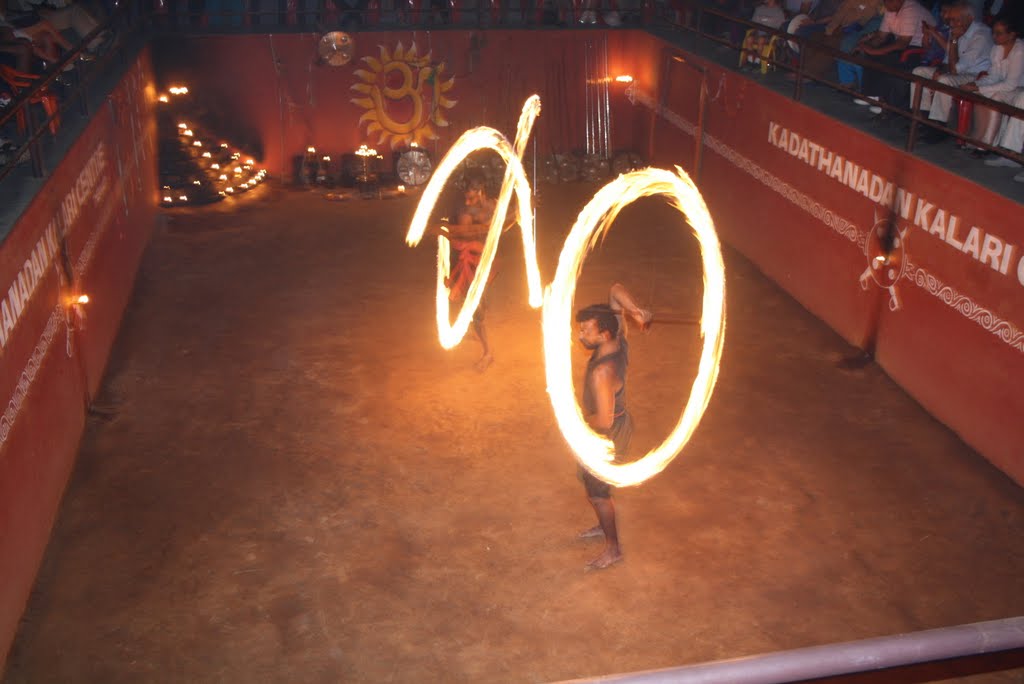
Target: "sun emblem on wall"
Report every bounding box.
[350,42,457,148]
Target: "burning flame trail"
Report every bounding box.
[541,167,726,487]
[406,95,543,349]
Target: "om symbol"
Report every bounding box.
[351,42,457,149]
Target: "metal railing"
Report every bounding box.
[0,5,142,185]
[0,9,1020,684]
[551,615,1024,683]
[144,1,590,31]
[658,0,1024,167]
[3,0,1022,202]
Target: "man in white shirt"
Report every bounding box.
[853,0,936,113]
[913,0,993,140]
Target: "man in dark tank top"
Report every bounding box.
[575,284,651,570]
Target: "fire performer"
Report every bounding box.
[428,172,502,371]
[575,283,652,570]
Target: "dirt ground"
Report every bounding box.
[3,182,1023,683]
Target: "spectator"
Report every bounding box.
[982,86,1024,174]
[963,15,1024,155]
[741,0,786,68]
[0,1,73,65]
[794,0,857,36]
[853,0,936,116]
[918,0,953,65]
[913,0,993,141]
[7,1,105,51]
[800,0,883,86]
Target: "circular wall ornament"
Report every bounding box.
[318,32,354,67]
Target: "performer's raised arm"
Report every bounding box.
[608,282,653,332]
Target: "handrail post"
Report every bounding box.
[907,77,924,152]
[26,106,44,179]
[77,66,90,117]
[693,5,702,52]
[793,45,806,101]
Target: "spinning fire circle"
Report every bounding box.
[406,97,727,486]
[542,167,726,487]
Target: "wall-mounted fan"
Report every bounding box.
[317,32,354,67]
[395,147,433,187]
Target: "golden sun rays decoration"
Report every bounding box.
[350,42,457,149]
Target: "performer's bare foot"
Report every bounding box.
[585,546,623,571]
[474,353,494,373]
[577,525,605,540]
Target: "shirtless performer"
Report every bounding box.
[430,172,507,371]
[575,283,652,570]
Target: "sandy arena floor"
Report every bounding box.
[3,182,1023,683]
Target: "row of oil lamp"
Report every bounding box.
[156,84,268,206]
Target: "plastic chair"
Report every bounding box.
[954,98,974,146]
[0,65,59,136]
[898,47,941,68]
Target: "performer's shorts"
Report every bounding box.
[578,412,633,499]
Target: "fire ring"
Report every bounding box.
[541,167,727,487]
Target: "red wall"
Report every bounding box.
[616,31,1024,485]
[153,30,640,175]
[157,30,1023,483]
[0,52,158,666]
[1,26,1019,670]
[163,28,1020,481]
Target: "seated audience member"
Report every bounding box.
[0,2,73,64]
[982,86,1024,174]
[962,15,1024,155]
[799,0,883,84]
[9,0,105,51]
[918,0,953,65]
[741,0,786,68]
[792,0,839,37]
[799,0,843,27]
[913,0,993,141]
[853,0,936,115]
